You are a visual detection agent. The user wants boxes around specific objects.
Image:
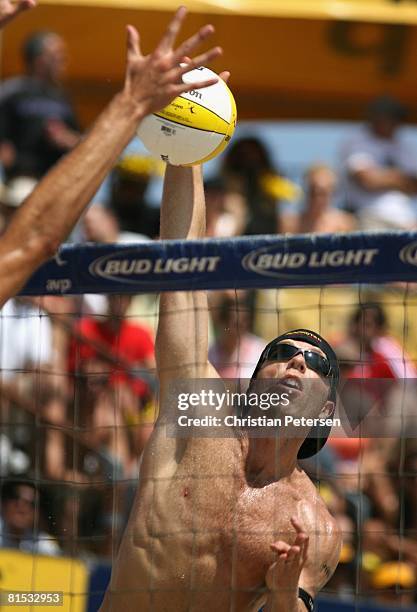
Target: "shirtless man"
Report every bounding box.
[101,164,342,611]
[0,6,222,307]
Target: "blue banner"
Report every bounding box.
[316,596,417,611]
[19,231,417,296]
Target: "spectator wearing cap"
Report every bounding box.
[0,31,80,182]
[340,95,417,230]
[0,479,60,555]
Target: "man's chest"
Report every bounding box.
[163,465,307,583]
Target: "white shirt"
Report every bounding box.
[340,127,417,228]
[0,299,52,380]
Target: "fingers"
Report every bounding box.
[270,517,309,565]
[178,46,222,76]
[291,516,309,560]
[219,71,230,83]
[157,5,187,53]
[172,24,215,65]
[126,25,141,59]
[21,0,36,10]
[290,516,304,533]
[271,540,302,564]
[173,77,218,97]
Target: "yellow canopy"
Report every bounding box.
[2,0,417,125]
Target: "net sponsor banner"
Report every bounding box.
[19,231,417,296]
[316,595,417,611]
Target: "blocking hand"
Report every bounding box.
[122,6,223,117]
[0,0,36,29]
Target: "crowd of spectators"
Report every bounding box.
[1,27,417,609]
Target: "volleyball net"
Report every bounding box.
[2,230,417,611]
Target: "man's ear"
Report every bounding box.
[320,400,335,418]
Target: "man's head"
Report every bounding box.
[350,303,386,349]
[250,329,339,458]
[367,96,407,140]
[23,31,67,83]
[223,136,274,176]
[305,164,337,212]
[1,480,37,534]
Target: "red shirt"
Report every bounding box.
[68,318,154,396]
[349,336,417,380]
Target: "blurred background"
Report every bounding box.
[2,1,417,610]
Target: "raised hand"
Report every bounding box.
[266,516,309,593]
[0,0,36,29]
[122,6,223,117]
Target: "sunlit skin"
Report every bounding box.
[255,340,333,417]
[246,340,335,486]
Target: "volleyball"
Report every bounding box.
[137,66,237,166]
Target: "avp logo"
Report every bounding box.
[46,278,72,293]
[399,241,417,266]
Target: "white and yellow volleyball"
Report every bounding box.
[137,66,237,166]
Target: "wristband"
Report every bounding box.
[298,587,314,611]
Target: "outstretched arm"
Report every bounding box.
[0,6,222,307]
[0,0,36,29]
[156,165,216,404]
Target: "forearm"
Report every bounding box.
[354,168,417,193]
[156,165,209,385]
[160,165,205,239]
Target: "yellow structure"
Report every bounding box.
[2,0,417,125]
[0,550,88,612]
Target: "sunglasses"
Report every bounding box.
[263,343,331,378]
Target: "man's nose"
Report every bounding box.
[286,352,306,373]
